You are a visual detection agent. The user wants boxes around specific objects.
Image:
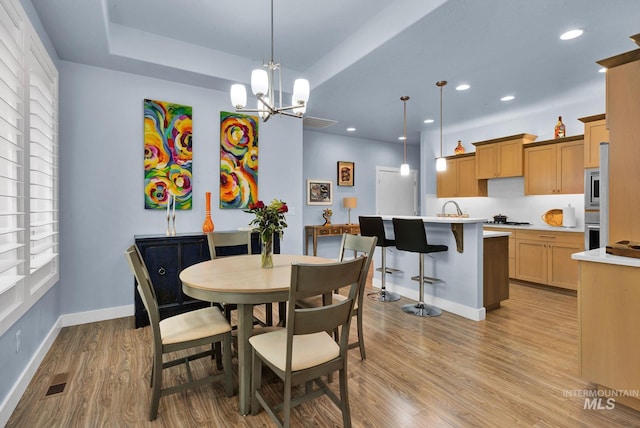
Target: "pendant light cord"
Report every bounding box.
[401,95,409,163]
[436,81,447,158]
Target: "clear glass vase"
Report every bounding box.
[261,234,273,269]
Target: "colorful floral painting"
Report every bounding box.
[220,112,258,209]
[144,99,192,209]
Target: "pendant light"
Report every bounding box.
[435,80,447,172]
[400,96,410,176]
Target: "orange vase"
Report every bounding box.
[202,192,214,233]
[454,140,465,155]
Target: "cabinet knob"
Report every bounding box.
[158,267,166,276]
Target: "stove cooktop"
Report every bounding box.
[484,221,532,226]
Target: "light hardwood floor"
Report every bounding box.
[7,282,640,427]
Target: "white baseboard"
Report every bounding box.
[60,304,134,327]
[0,304,135,426]
[0,318,62,427]
[372,279,486,321]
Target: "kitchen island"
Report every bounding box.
[366,216,508,321]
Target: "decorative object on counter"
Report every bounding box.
[245,199,288,269]
[229,0,309,121]
[554,116,566,138]
[220,112,258,209]
[493,214,508,224]
[202,191,214,233]
[343,197,357,224]
[542,209,563,227]
[436,80,448,172]
[166,193,176,236]
[322,208,333,226]
[337,161,355,186]
[306,179,333,205]
[562,204,576,228]
[606,240,640,258]
[399,96,410,176]
[144,99,193,210]
[454,140,465,155]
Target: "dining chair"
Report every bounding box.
[296,233,377,359]
[207,230,275,326]
[125,244,234,421]
[249,256,367,428]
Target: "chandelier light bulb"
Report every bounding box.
[400,163,410,176]
[293,79,310,105]
[230,84,247,109]
[436,157,447,171]
[292,94,306,115]
[251,69,269,96]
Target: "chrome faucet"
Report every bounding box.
[442,200,463,216]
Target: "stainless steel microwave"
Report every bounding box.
[585,168,599,210]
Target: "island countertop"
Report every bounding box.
[378,215,488,224]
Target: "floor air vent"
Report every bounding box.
[45,372,69,397]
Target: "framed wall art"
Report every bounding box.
[306,179,333,205]
[337,161,354,186]
[144,99,193,210]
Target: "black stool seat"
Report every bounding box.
[392,218,448,317]
[359,216,401,302]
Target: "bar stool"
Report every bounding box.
[359,216,401,302]
[392,218,448,317]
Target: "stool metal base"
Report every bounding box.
[402,302,442,317]
[368,289,401,302]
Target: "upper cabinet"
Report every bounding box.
[523,136,584,195]
[473,134,537,179]
[579,113,609,168]
[437,153,487,198]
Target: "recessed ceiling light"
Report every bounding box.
[398,136,406,141]
[501,95,515,101]
[424,119,434,124]
[560,29,583,40]
[598,67,607,73]
[456,84,470,91]
[346,127,356,132]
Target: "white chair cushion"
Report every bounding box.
[249,328,340,372]
[160,306,231,345]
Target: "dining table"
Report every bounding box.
[179,253,331,415]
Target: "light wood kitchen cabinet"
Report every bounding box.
[598,47,640,244]
[577,260,640,411]
[515,229,583,290]
[437,153,487,197]
[473,133,537,179]
[523,136,584,195]
[578,113,608,168]
[484,227,516,277]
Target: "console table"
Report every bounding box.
[304,224,360,256]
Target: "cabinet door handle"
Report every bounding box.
[539,235,556,239]
[158,267,166,276]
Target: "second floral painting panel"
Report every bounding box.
[220,112,258,209]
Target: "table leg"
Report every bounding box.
[237,303,254,415]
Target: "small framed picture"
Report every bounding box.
[337,161,355,186]
[306,179,333,205]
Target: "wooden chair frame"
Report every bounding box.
[250,257,367,428]
[125,245,234,420]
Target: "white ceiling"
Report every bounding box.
[31,0,640,144]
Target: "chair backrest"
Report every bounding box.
[207,230,253,259]
[125,245,162,341]
[286,257,367,355]
[392,217,430,253]
[338,233,376,300]
[359,216,391,247]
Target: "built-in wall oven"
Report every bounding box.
[585,168,600,210]
[585,223,600,250]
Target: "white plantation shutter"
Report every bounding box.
[0,0,58,335]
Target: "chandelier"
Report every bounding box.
[229,0,310,122]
